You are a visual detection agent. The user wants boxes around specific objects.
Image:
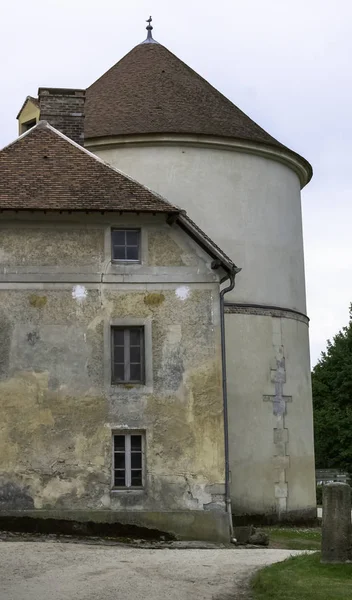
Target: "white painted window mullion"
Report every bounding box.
[125,434,131,487]
[124,229,128,260]
[124,329,131,382]
[142,435,145,487]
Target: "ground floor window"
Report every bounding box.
[113,432,144,488]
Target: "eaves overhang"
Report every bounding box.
[175,213,241,277]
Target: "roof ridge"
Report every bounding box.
[1,118,44,151]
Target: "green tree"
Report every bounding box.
[312,304,352,474]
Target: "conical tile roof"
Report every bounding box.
[85,42,283,148]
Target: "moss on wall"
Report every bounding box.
[29,294,47,308]
[144,292,165,306]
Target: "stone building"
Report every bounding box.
[0,122,238,541]
[0,21,316,540]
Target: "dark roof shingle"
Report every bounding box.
[0,122,180,213]
[85,42,285,148]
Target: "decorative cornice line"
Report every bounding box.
[85,134,312,189]
[224,302,309,325]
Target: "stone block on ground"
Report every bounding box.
[321,482,352,563]
[248,530,269,546]
[233,525,254,544]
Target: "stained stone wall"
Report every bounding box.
[0,213,226,531]
[226,312,316,520]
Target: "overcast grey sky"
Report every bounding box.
[1,0,351,366]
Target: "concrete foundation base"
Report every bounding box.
[0,509,231,543]
[232,507,318,527]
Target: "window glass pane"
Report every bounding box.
[114,346,125,363]
[131,470,142,487]
[114,436,125,451]
[113,329,124,346]
[131,453,142,469]
[114,453,125,469]
[113,246,126,260]
[130,346,140,363]
[126,246,139,261]
[131,435,142,451]
[130,329,141,346]
[114,363,125,381]
[112,230,126,245]
[126,230,139,245]
[112,230,140,261]
[130,363,141,381]
[114,472,126,487]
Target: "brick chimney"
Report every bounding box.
[38,88,85,146]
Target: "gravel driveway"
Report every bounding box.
[0,541,304,600]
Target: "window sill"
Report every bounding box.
[111,488,145,494]
[111,382,145,387]
[111,260,141,265]
[109,383,153,394]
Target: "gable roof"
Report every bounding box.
[16,96,40,120]
[85,42,289,149]
[177,213,240,277]
[0,121,180,213]
[0,121,239,275]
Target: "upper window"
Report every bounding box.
[111,326,145,384]
[111,229,141,262]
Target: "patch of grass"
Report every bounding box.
[264,527,321,550]
[252,552,352,600]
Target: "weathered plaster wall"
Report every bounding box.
[0,215,225,523]
[91,139,315,521]
[0,216,216,280]
[0,227,104,267]
[148,230,192,267]
[92,141,307,310]
[225,312,316,518]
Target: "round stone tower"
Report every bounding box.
[84,24,316,521]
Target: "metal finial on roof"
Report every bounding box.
[141,15,158,44]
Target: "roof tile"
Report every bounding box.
[0,122,179,213]
[85,42,283,148]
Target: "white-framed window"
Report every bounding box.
[111,229,141,262]
[113,432,145,488]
